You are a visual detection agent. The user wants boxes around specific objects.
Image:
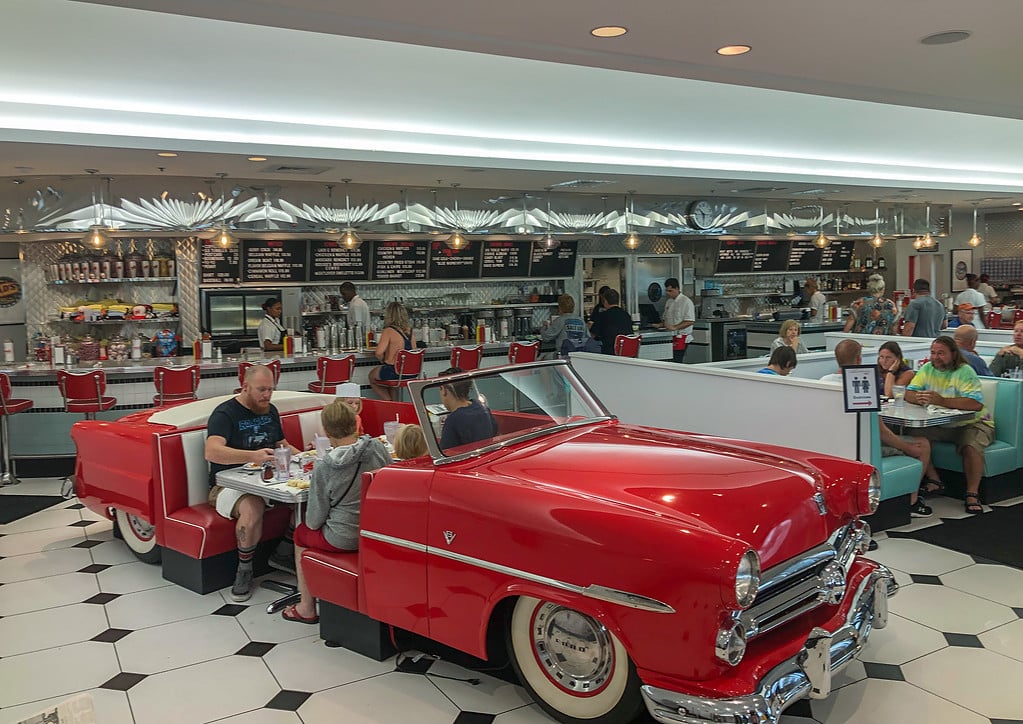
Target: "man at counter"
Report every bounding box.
[955,274,989,327]
[205,365,302,601]
[953,325,992,377]
[589,288,634,355]
[658,277,695,363]
[902,279,947,338]
[945,304,978,329]
[905,336,994,515]
[340,281,371,330]
[977,274,999,306]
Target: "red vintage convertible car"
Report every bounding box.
[71,360,895,724]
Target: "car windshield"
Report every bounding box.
[409,361,610,461]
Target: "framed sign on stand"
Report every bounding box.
[951,249,973,292]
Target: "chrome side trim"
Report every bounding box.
[641,564,898,724]
[359,529,674,614]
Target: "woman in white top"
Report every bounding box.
[257,297,286,351]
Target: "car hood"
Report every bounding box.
[484,421,844,566]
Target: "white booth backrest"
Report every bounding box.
[149,391,337,430]
[571,353,873,463]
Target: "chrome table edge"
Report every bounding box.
[640,564,897,724]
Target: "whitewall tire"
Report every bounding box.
[507,596,644,724]
[114,508,161,564]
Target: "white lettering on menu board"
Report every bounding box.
[245,241,303,281]
[374,241,427,279]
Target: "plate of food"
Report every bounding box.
[242,462,262,471]
[286,478,310,489]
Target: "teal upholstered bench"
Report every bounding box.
[866,415,924,530]
[928,377,1023,501]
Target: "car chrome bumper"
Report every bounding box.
[641,564,897,724]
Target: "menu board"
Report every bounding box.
[200,240,239,284]
[788,240,824,272]
[716,240,756,273]
[308,240,369,281]
[481,240,531,278]
[530,240,578,277]
[371,240,428,280]
[752,240,789,272]
[242,240,307,283]
[819,239,854,270]
[428,241,481,279]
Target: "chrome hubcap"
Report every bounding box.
[127,514,155,541]
[531,602,614,694]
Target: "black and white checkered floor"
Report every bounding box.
[2,479,1022,724]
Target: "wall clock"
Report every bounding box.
[686,200,715,230]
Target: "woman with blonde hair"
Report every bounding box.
[845,273,897,335]
[369,301,417,401]
[393,423,428,460]
[770,319,808,354]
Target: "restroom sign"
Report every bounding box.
[842,364,880,413]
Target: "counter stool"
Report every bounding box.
[235,358,282,392]
[450,345,482,371]
[614,334,642,358]
[308,354,356,394]
[507,341,540,365]
[1015,309,1023,325]
[376,349,425,402]
[153,364,201,406]
[0,373,33,487]
[57,369,116,498]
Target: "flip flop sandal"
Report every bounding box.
[964,492,984,515]
[919,479,945,497]
[282,604,319,624]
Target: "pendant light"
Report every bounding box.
[813,202,829,248]
[968,204,983,247]
[538,188,560,251]
[82,169,110,250]
[445,183,468,250]
[623,191,641,250]
[213,172,237,249]
[918,204,934,249]
[870,204,884,248]
[340,178,362,250]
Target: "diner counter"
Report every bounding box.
[745,321,847,355]
[5,331,675,466]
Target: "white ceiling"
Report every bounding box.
[2,0,1022,209]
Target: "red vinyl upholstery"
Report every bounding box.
[614,334,642,358]
[307,354,356,394]
[302,550,361,611]
[449,345,482,371]
[235,358,282,393]
[376,349,425,401]
[0,373,32,416]
[507,341,540,364]
[153,364,201,406]
[57,369,116,415]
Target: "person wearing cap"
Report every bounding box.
[946,304,978,329]
[335,382,364,436]
[955,274,988,327]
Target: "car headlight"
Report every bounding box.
[715,620,747,666]
[866,470,881,514]
[735,550,761,609]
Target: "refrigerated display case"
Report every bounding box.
[201,289,280,349]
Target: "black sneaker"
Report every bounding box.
[230,568,253,602]
[910,499,933,518]
[269,549,296,574]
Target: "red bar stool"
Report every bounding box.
[507,341,540,365]
[0,372,33,487]
[450,345,482,371]
[985,311,1005,329]
[57,369,117,420]
[614,334,642,358]
[1014,309,1023,325]
[376,348,425,402]
[308,354,356,393]
[235,358,282,393]
[153,364,201,406]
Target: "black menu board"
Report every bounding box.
[788,240,824,272]
[242,240,307,283]
[530,240,578,277]
[308,240,369,281]
[371,240,428,280]
[752,240,790,272]
[716,240,756,273]
[200,241,240,284]
[481,240,531,278]
[428,241,481,279]
[819,239,854,270]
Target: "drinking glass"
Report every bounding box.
[892,385,906,408]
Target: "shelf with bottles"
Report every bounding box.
[47,317,181,326]
[47,277,177,285]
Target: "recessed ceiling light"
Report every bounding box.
[1013,202,1022,206]
[717,45,752,56]
[591,26,627,38]
[921,30,971,45]
[247,156,268,162]
[157,152,178,158]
